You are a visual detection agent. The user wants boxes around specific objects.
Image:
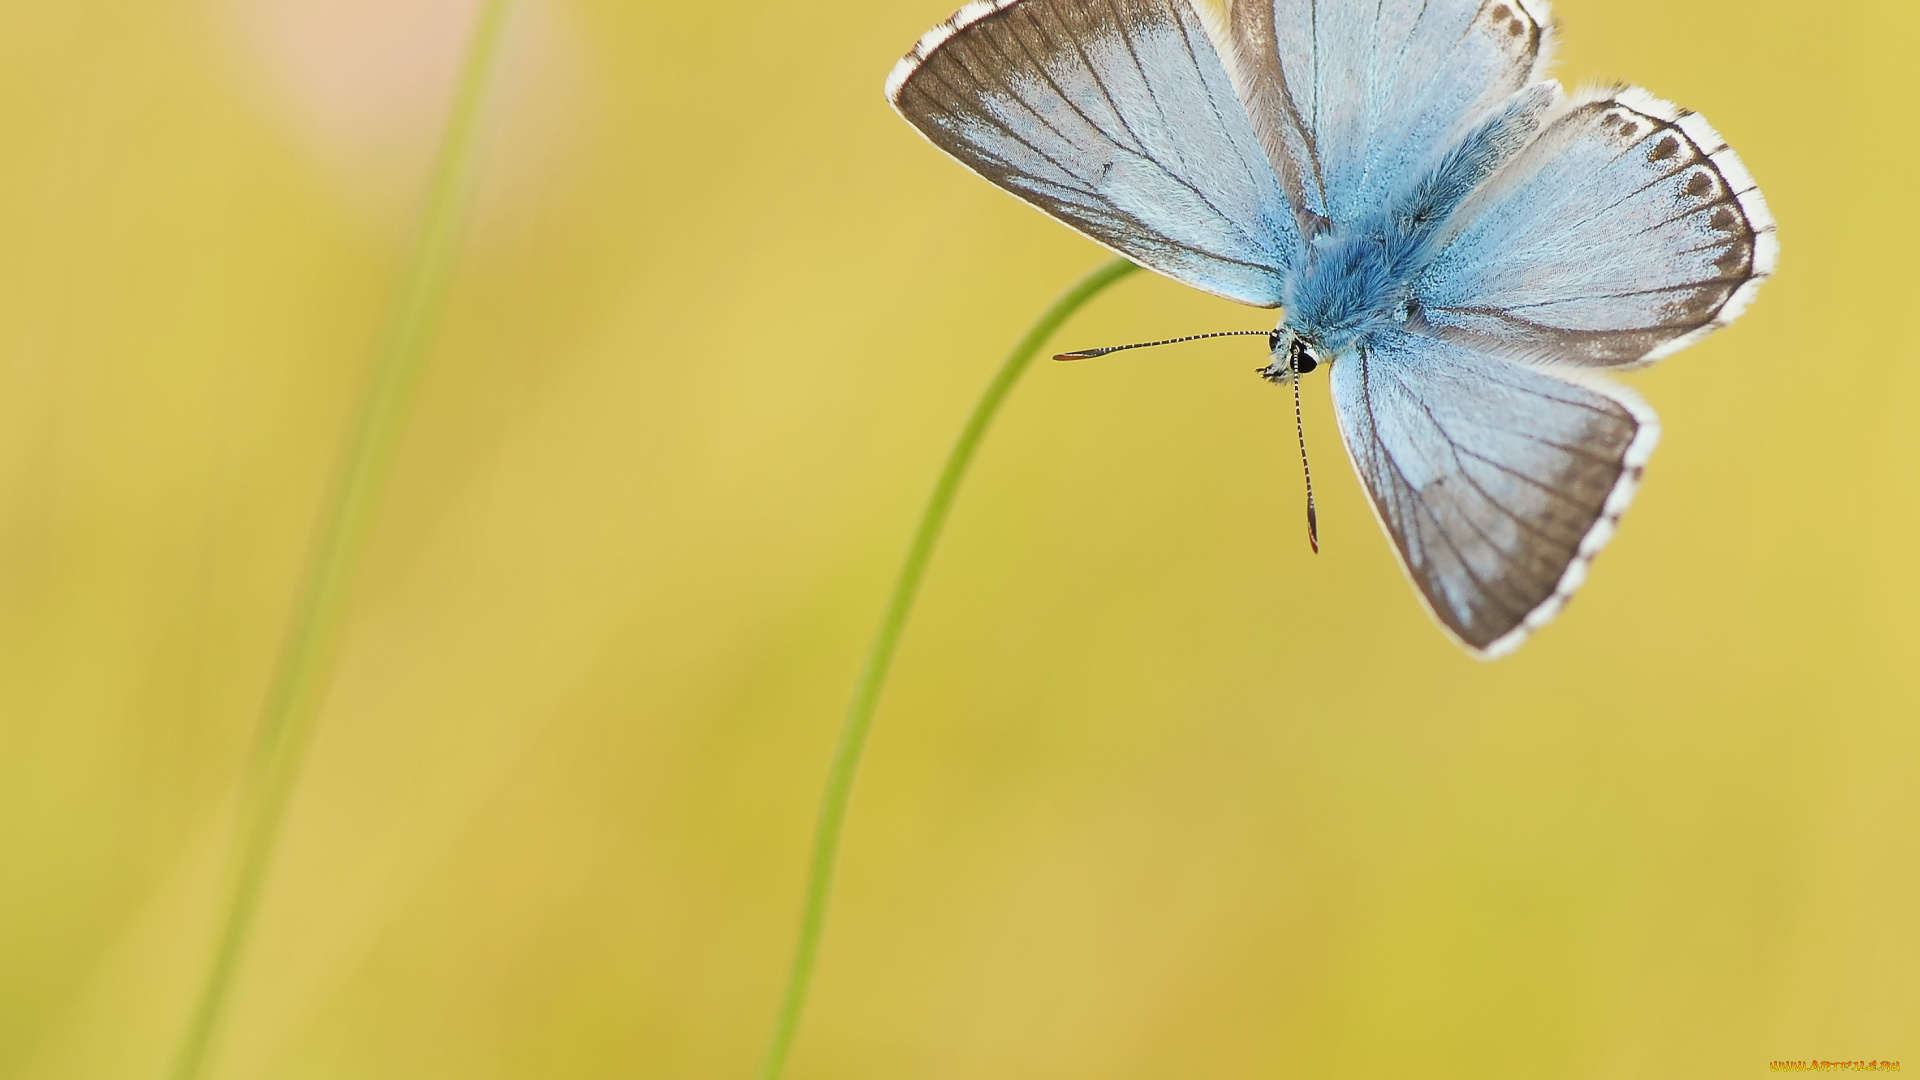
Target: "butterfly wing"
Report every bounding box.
[1217,0,1552,232]
[886,0,1304,306]
[1329,329,1658,657]
[1416,88,1777,367]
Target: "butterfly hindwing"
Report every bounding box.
[887,0,1303,305]
[1218,0,1553,231]
[1416,88,1777,367]
[1328,330,1658,657]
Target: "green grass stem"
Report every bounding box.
[755,257,1140,1080]
[164,4,513,1077]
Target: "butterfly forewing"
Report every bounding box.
[887,0,1302,305]
[1330,332,1657,657]
[1219,0,1552,231]
[1416,88,1778,367]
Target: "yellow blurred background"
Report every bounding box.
[1,0,1914,1076]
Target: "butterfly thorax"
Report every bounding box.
[1281,223,1430,360]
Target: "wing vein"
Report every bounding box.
[1360,350,1536,621]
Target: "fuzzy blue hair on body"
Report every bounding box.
[1281,85,1558,362]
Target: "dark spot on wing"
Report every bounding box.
[1598,110,1645,143]
[1684,171,1714,197]
[1491,3,1510,20]
[1714,244,1752,276]
[1649,135,1680,162]
[1710,207,1739,231]
[1508,17,1525,35]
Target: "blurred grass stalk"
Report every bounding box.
[756,257,1139,1080]
[165,2,513,1077]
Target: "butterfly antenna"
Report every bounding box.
[1053,329,1269,361]
[1291,347,1319,554]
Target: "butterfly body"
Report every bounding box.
[1285,225,1421,355]
[887,0,1773,657]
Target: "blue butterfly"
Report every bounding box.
[886,0,1774,657]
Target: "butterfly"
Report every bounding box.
[884,0,1774,658]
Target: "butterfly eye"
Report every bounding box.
[1268,329,1283,352]
[1291,341,1318,375]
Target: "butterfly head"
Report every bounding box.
[1259,327,1322,386]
